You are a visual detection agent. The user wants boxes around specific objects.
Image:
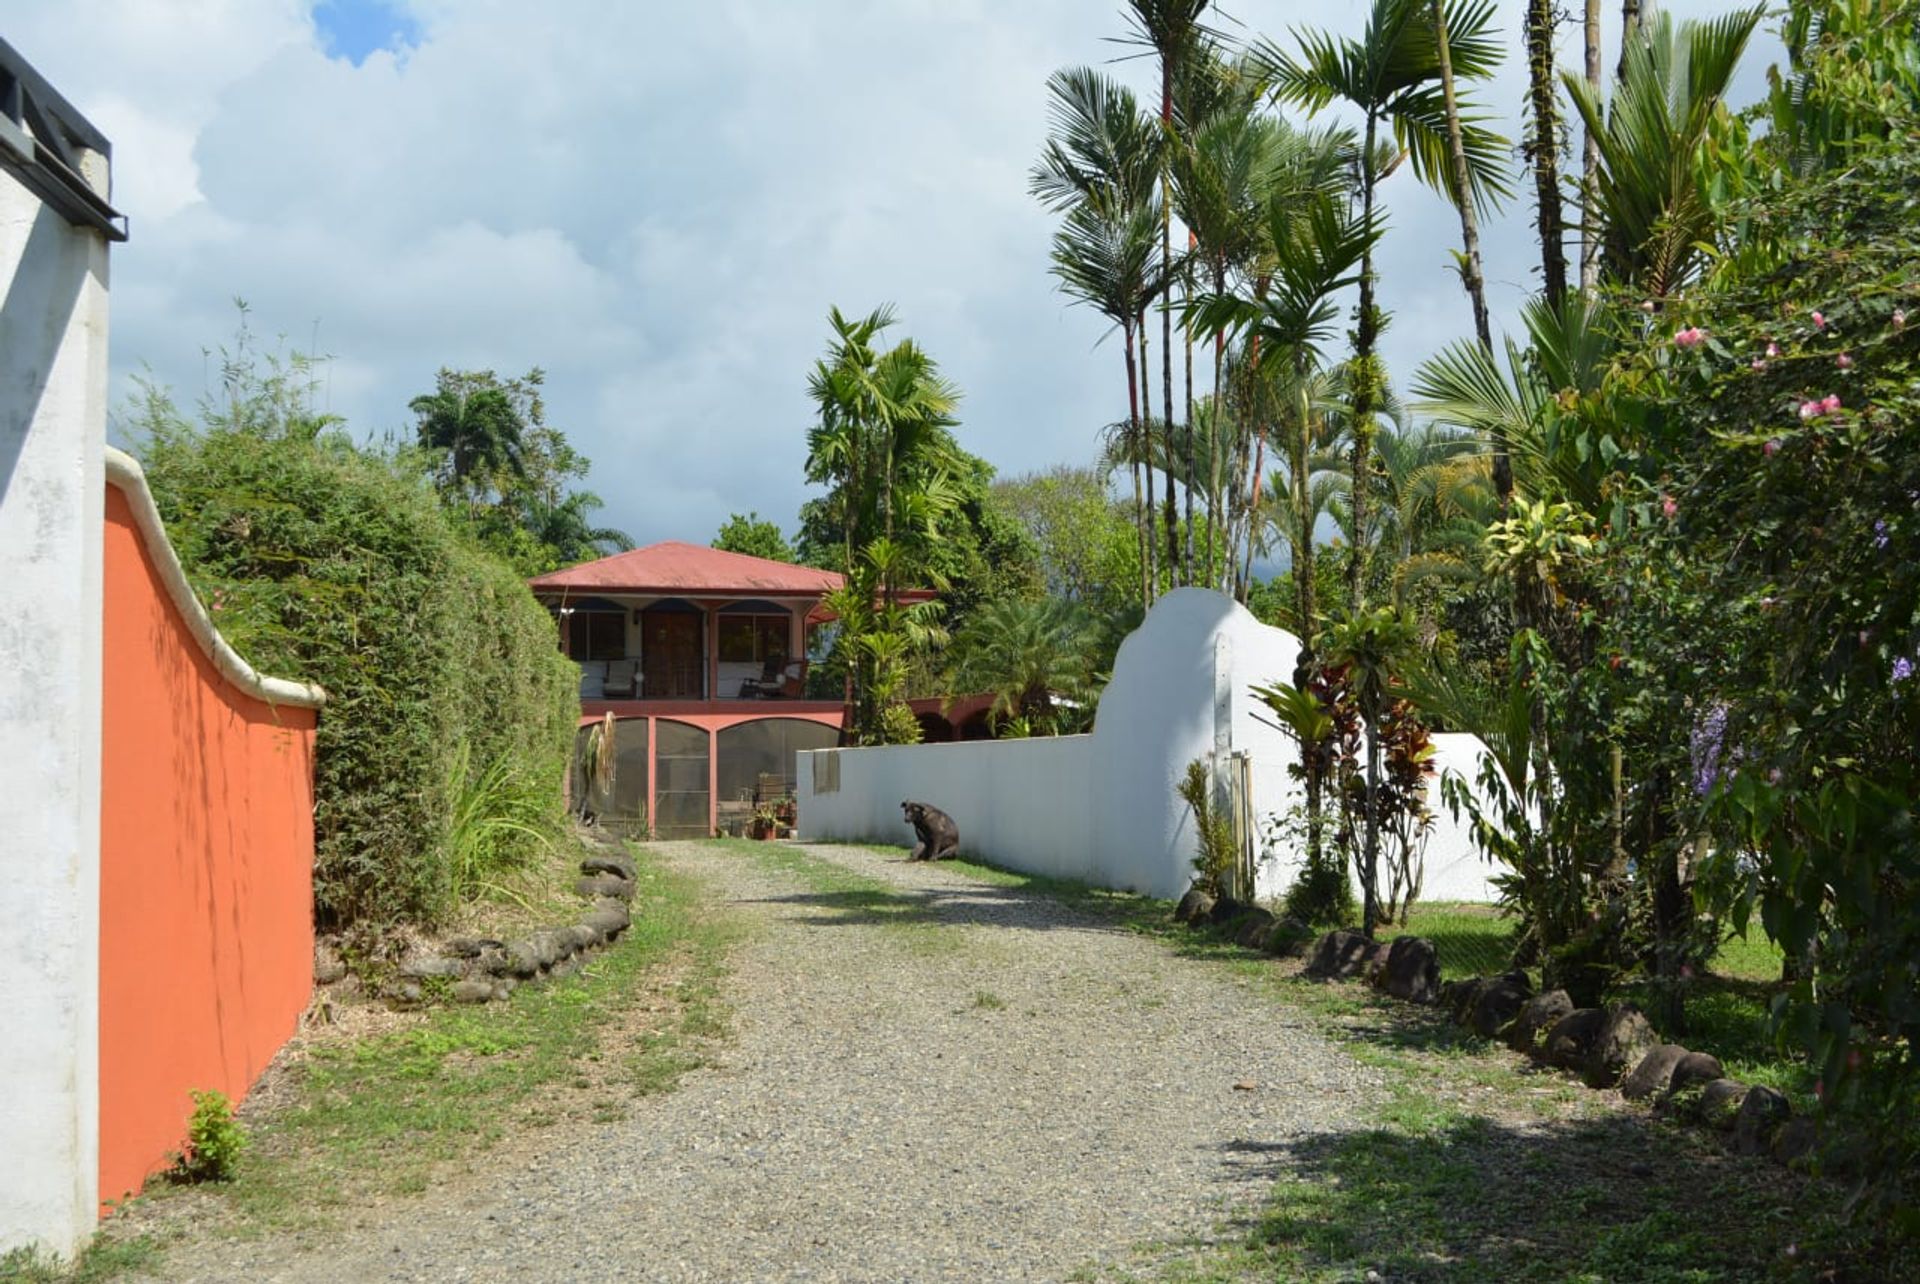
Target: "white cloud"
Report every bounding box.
[12,0,1788,548]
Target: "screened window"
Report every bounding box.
[717,615,790,664]
[715,718,840,805]
[567,611,627,661]
[653,719,711,839]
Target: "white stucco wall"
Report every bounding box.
[798,588,1505,906]
[1,157,110,1254]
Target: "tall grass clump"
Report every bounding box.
[130,361,577,930]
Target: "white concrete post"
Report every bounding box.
[0,147,112,1257]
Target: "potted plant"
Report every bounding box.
[750,805,780,840]
[772,794,797,835]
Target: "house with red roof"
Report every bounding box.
[530,541,988,838]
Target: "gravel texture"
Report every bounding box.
[148,842,1382,1283]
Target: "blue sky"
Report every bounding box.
[12,1,1780,552]
[311,0,419,66]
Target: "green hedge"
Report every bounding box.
[139,428,578,930]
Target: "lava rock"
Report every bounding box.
[1441,977,1485,1024]
[1733,1085,1793,1156]
[1264,916,1315,958]
[1204,895,1246,927]
[585,902,632,940]
[505,941,543,978]
[313,944,347,986]
[399,955,468,981]
[575,874,636,901]
[1507,989,1574,1054]
[1696,1078,1749,1129]
[1620,1044,1691,1101]
[1174,887,1215,925]
[579,852,638,881]
[1773,1116,1819,1168]
[1379,936,1442,1005]
[1545,1008,1608,1070]
[1469,970,1534,1039]
[1584,1004,1659,1088]
[1233,907,1278,949]
[1304,929,1376,980]
[1668,1051,1725,1095]
[451,979,495,1004]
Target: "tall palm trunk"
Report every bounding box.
[1291,376,1322,876]
[1183,247,1196,586]
[1618,0,1641,80]
[1347,114,1382,614]
[1140,308,1160,600]
[1158,69,1180,589]
[1580,0,1603,291]
[1125,323,1153,608]
[1207,265,1227,590]
[1362,705,1382,936]
[1432,0,1509,505]
[1526,0,1569,308]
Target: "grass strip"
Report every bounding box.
[85,842,734,1270]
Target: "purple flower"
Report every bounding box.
[1896,656,1916,684]
[1875,520,1890,549]
[1692,704,1730,795]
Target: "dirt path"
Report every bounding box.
[144,842,1381,1283]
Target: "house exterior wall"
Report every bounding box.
[96,476,322,1208]
[0,158,110,1257]
[798,589,1506,905]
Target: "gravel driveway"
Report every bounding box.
[150,841,1380,1283]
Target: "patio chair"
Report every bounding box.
[738,654,784,698]
[602,658,640,698]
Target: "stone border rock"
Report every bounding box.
[1300,928,1826,1175]
[312,833,638,1008]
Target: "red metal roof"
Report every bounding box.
[528,541,845,597]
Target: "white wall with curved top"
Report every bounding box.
[798,588,1504,906]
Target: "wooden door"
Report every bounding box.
[642,611,703,699]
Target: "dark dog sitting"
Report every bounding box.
[901,800,959,862]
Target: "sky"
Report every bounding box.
[11,0,1781,549]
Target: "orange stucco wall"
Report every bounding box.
[97,486,318,1208]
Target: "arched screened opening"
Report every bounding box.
[572,717,650,837]
[653,719,710,839]
[715,718,839,809]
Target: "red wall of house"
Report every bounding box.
[97,486,318,1207]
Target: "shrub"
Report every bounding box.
[173,1090,247,1183]
[135,407,577,930]
[1177,759,1237,900]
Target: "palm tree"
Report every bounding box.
[1122,0,1215,590]
[945,597,1097,735]
[1565,7,1763,299]
[1033,68,1167,604]
[804,306,963,610]
[1257,0,1509,613]
[1428,0,1506,505]
[1581,0,1604,292]
[523,491,632,567]
[1524,0,1570,308]
[1187,190,1379,597]
[410,381,528,502]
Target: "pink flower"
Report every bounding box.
[1837,352,1854,369]
[1823,393,1842,413]
[1766,341,1781,357]
[1674,327,1706,349]
[1895,310,1907,331]
[1812,310,1827,330]
[1764,439,1781,456]
[1799,401,1821,421]
[1751,358,1768,372]
[1661,494,1678,519]
[1640,300,1656,314]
